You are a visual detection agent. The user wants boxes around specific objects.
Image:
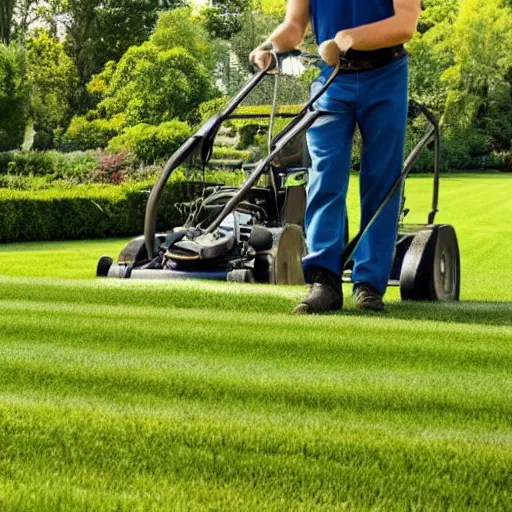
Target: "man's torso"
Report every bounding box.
[310,0,395,43]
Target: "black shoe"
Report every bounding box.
[352,283,385,312]
[293,268,343,315]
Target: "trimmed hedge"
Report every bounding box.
[0,171,245,243]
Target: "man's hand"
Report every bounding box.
[318,40,341,66]
[249,0,310,69]
[249,43,274,71]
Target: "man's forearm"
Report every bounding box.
[266,20,306,52]
[336,13,419,52]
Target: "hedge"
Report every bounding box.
[0,171,245,243]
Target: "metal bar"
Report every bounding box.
[341,124,436,270]
[429,120,441,224]
[271,61,341,148]
[203,110,321,234]
[144,70,270,259]
[144,137,201,258]
[227,113,298,120]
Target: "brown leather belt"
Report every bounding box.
[337,45,407,73]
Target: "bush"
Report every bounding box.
[0,170,244,243]
[0,151,56,176]
[211,147,251,160]
[107,121,192,164]
[441,129,491,170]
[62,115,126,151]
[199,97,229,122]
[493,151,512,172]
[0,150,100,180]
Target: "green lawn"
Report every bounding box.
[1,174,512,510]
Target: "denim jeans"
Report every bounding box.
[303,56,409,295]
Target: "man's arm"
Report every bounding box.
[335,0,422,53]
[250,0,310,69]
[269,0,310,51]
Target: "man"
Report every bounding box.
[250,0,421,314]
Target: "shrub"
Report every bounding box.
[91,152,132,184]
[107,121,192,164]
[199,97,229,122]
[62,114,126,151]
[0,150,100,180]
[211,147,251,160]
[0,151,56,176]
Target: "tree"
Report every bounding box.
[202,0,251,40]
[26,30,79,149]
[441,0,512,148]
[0,43,31,150]
[64,8,217,149]
[55,0,171,113]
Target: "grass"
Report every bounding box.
[0,173,512,510]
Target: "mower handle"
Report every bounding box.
[144,48,337,259]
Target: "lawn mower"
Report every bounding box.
[97,50,460,302]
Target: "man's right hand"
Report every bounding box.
[249,43,274,71]
[318,39,341,66]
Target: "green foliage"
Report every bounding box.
[441,0,512,136]
[106,120,192,164]
[59,0,167,113]
[202,0,251,40]
[0,184,150,242]
[230,10,280,74]
[0,169,243,242]
[62,115,126,151]
[211,147,251,160]
[0,150,99,179]
[80,8,216,136]
[199,97,229,122]
[150,7,215,71]
[257,0,286,17]
[0,43,31,151]
[26,30,79,150]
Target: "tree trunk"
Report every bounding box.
[0,0,15,45]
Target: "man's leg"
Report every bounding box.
[352,58,409,301]
[303,108,356,279]
[293,97,356,314]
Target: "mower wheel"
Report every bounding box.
[400,224,460,301]
[227,269,254,283]
[97,256,113,277]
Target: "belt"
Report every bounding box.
[336,45,407,73]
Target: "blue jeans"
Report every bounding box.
[304,56,409,295]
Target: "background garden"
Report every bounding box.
[0,0,512,243]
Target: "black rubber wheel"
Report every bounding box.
[400,225,460,301]
[97,256,113,277]
[227,269,255,283]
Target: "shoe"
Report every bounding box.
[352,283,385,312]
[292,268,343,315]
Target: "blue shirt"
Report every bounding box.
[310,0,395,44]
